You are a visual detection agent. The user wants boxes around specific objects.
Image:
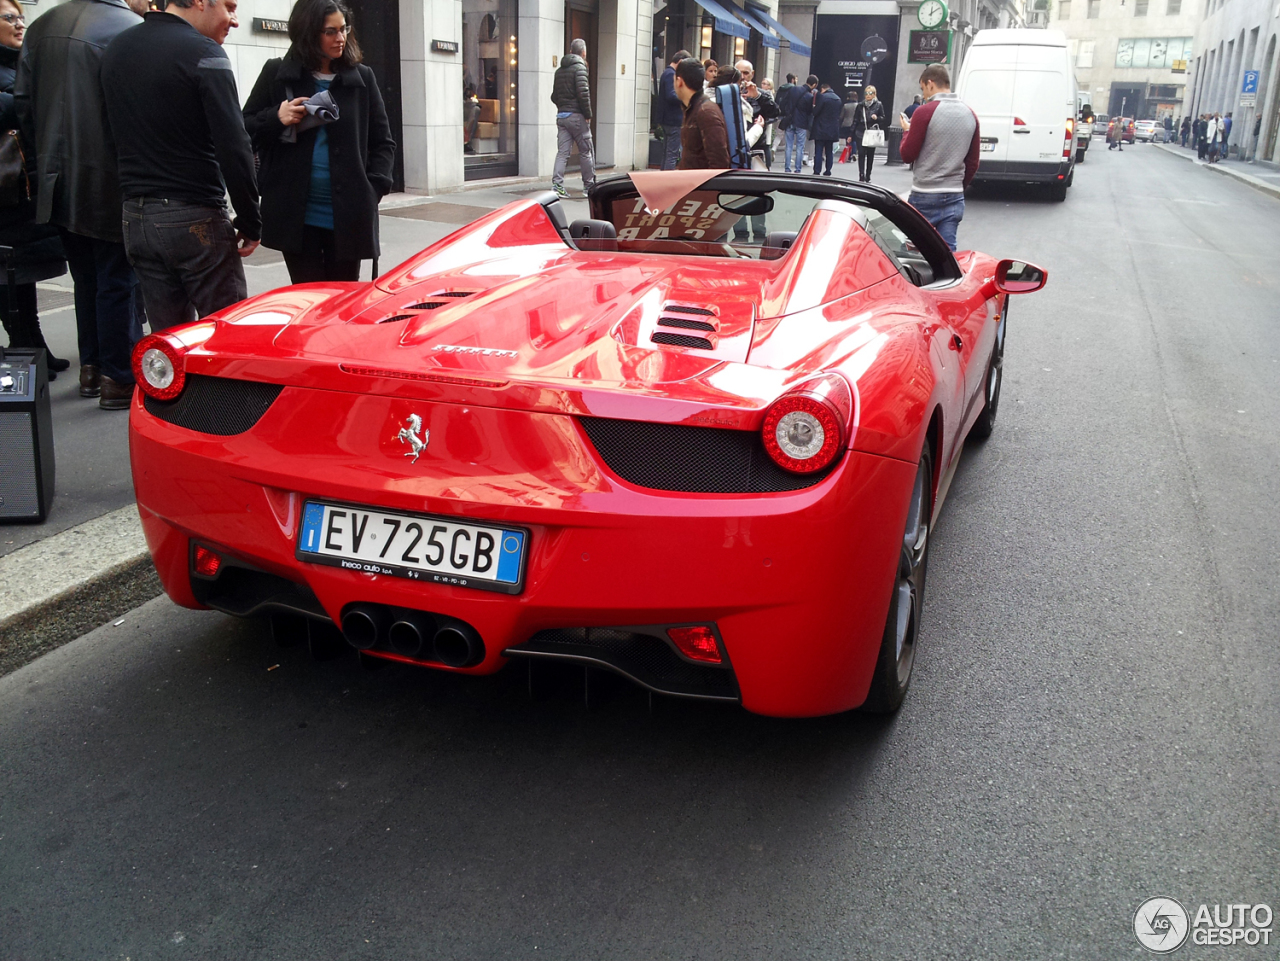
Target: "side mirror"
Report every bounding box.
[994,259,1047,294]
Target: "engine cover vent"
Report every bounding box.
[651,331,714,350]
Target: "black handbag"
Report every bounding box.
[0,130,30,208]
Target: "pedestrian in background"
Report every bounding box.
[702,59,718,85]
[655,49,690,170]
[773,73,796,165]
[15,0,146,406]
[759,77,778,168]
[851,84,886,182]
[243,0,395,284]
[102,0,261,337]
[898,64,980,252]
[673,58,729,169]
[782,74,817,173]
[1163,115,1173,142]
[1206,113,1221,162]
[0,0,68,376]
[1220,112,1232,159]
[737,59,777,168]
[550,38,594,198]
[1194,114,1207,159]
[810,81,842,177]
[903,94,923,120]
[1180,115,1191,147]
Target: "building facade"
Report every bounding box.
[20,0,797,193]
[1049,0,1202,120]
[778,0,1026,122]
[1185,0,1280,161]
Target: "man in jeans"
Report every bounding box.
[782,74,817,172]
[551,39,595,197]
[15,0,147,408]
[101,0,260,332]
[655,49,690,170]
[898,64,980,252]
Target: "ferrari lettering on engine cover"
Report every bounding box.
[433,344,518,359]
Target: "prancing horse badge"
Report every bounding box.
[395,413,429,462]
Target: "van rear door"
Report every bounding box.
[1010,46,1073,169]
[960,45,1018,164]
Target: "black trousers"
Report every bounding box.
[62,229,143,382]
[858,145,876,181]
[283,225,362,284]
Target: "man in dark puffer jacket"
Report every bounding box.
[551,39,594,197]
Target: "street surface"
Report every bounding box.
[2,145,1277,959]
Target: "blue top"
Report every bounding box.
[304,74,334,231]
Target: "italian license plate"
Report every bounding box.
[297,501,528,594]
[981,141,996,152]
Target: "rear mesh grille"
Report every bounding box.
[651,331,713,350]
[510,628,739,700]
[664,304,716,316]
[143,374,284,436]
[579,417,835,493]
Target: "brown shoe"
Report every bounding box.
[98,374,134,410]
[79,365,101,397]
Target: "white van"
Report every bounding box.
[956,29,1079,201]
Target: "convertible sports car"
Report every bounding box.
[128,171,1046,717]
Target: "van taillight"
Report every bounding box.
[1063,118,1074,158]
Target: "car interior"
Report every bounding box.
[530,173,963,289]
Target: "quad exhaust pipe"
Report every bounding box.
[340,603,484,667]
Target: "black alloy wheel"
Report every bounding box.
[861,443,933,713]
[968,302,1006,441]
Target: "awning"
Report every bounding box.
[693,0,751,40]
[746,4,812,57]
[735,4,781,48]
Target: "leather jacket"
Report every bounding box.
[15,0,143,242]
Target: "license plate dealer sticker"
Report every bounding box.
[298,501,527,594]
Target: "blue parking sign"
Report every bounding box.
[1242,70,1260,94]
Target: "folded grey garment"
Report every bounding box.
[279,90,340,143]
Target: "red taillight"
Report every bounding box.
[1063,117,1074,158]
[760,373,852,474]
[667,626,721,663]
[193,545,222,578]
[131,321,215,402]
[1013,116,1027,127]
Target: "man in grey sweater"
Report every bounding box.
[898,64,981,252]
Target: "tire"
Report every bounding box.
[861,443,933,713]
[968,303,1005,441]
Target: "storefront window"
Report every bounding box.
[463,0,518,179]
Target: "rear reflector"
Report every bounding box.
[193,545,222,578]
[667,626,721,663]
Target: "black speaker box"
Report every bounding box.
[0,347,56,523]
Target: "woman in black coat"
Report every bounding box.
[0,0,68,376]
[243,0,396,284]
[849,86,886,183]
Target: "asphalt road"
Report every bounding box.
[1,145,1276,959]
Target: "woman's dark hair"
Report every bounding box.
[289,0,363,71]
[713,66,741,87]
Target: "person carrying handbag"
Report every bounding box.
[850,85,886,183]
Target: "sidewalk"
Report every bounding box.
[1155,140,1280,201]
[0,173,593,673]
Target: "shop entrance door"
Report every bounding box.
[346,0,403,191]
[566,0,599,138]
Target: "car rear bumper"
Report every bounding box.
[972,160,1072,183]
[130,386,917,717]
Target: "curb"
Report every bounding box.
[0,506,159,677]
[1155,143,1280,201]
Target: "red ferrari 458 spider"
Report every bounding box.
[128,171,1046,717]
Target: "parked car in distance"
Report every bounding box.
[1135,120,1166,142]
[1093,113,1110,135]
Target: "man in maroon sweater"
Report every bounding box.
[899,64,981,251]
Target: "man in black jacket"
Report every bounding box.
[101,0,260,334]
[15,0,147,407]
[551,38,594,198]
